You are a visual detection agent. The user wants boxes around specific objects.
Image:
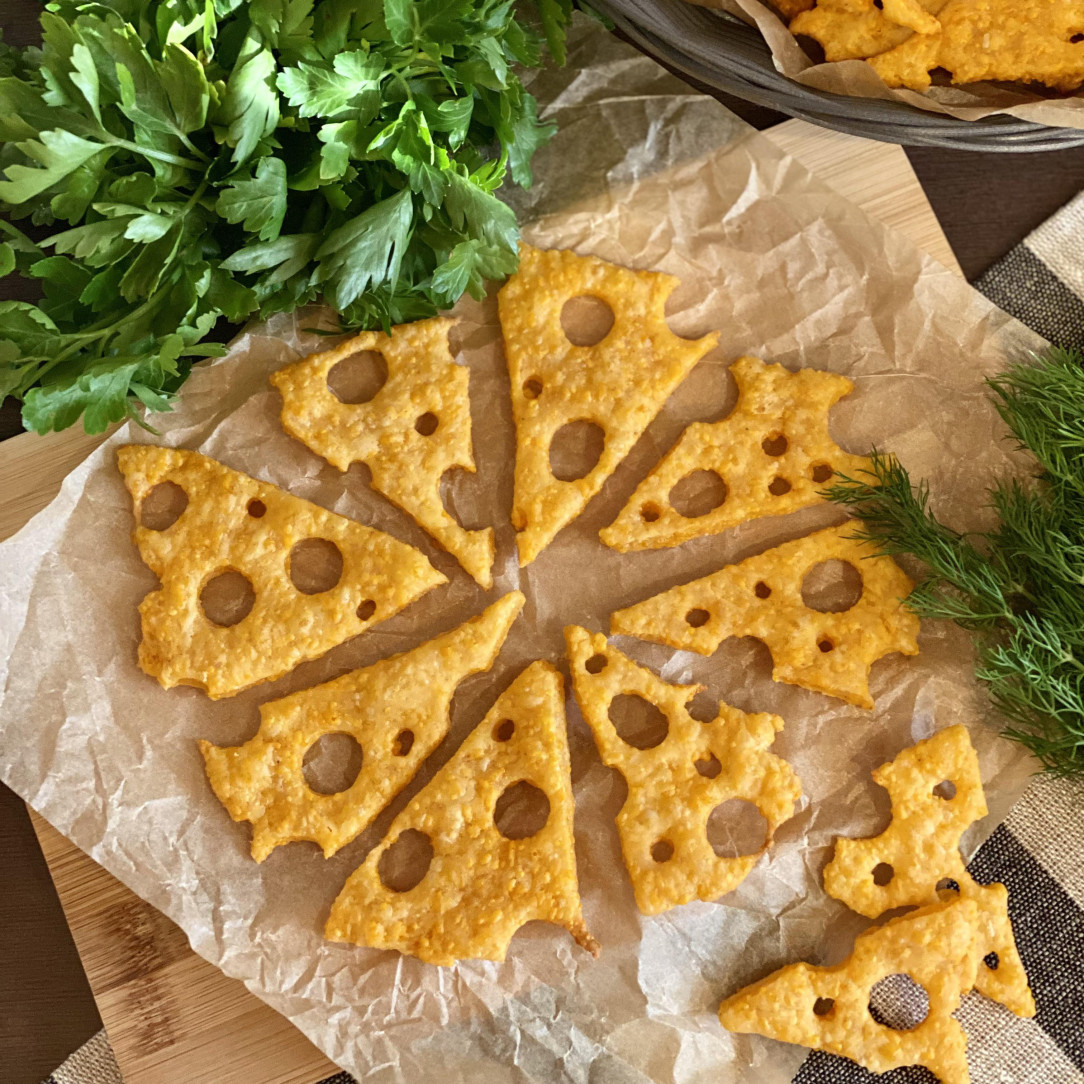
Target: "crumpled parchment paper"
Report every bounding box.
[0,16,1050,1084]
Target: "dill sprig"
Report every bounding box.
[826,347,1084,777]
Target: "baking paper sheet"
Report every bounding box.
[0,17,1050,1084]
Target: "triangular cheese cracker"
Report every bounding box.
[823,726,1035,1017]
[270,317,495,587]
[497,245,718,566]
[719,899,981,1084]
[118,445,445,699]
[611,524,919,708]
[199,592,524,861]
[565,627,800,915]
[325,660,599,965]
[601,356,871,552]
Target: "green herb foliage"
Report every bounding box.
[826,347,1084,777]
[0,0,573,433]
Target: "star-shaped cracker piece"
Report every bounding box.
[610,524,919,708]
[270,317,496,587]
[325,660,599,965]
[118,445,446,699]
[497,245,718,566]
[199,592,524,861]
[565,627,801,915]
[601,356,871,552]
[823,725,1035,1017]
[790,0,945,61]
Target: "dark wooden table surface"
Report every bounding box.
[1,5,1083,1082]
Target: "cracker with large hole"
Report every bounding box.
[497,244,718,566]
[199,593,524,861]
[718,898,981,1084]
[601,356,871,552]
[565,627,800,916]
[611,524,919,708]
[270,317,496,587]
[118,445,445,699]
[325,660,599,964]
[823,725,1034,1016]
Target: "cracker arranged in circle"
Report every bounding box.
[823,725,1034,1016]
[199,593,524,862]
[325,660,599,965]
[270,317,496,587]
[118,445,445,699]
[718,898,981,1084]
[497,244,718,567]
[601,355,870,553]
[565,627,801,916]
[610,523,919,708]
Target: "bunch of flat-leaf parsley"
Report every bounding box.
[0,0,574,433]
[826,347,1084,777]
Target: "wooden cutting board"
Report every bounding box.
[1,119,960,1084]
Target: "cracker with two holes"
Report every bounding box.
[565,627,801,916]
[718,898,981,1084]
[199,592,524,862]
[610,523,919,708]
[270,317,496,587]
[325,660,599,965]
[497,245,719,567]
[601,355,870,553]
[118,445,445,699]
[823,725,1035,1016]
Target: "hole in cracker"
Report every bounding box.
[585,654,608,674]
[140,481,188,531]
[641,503,661,523]
[754,581,772,599]
[523,377,543,399]
[936,877,960,899]
[302,732,363,795]
[414,411,438,436]
[695,752,722,778]
[493,718,515,742]
[561,295,614,347]
[761,434,788,457]
[818,638,835,653]
[288,538,343,595]
[707,799,768,858]
[357,599,376,621]
[685,608,710,628]
[392,729,414,756]
[651,839,674,863]
[873,0,882,7]
[246,498,267,518]
[872,862,895,886]
[813,997,835,1017]
[929,66,955,85]
[609,694,669,749]
[200,569,256,627]
[327,349,387,404]
[801,559,863,613]
[768,476,792,496]
[378,829,433,892]
[984,952,1000,971]
[933,779,957,801]
[686,691,718,723]
[811,463,833,484]
[868,974,930,1031]
[1071,32,1084,43]
[549,420,605,482]
[669,469,727,519]
[494,780,550,840]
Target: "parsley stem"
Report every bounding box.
[110,137,204,171]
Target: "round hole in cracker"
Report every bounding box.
[801,559,864,613]
[933,779,957,800]
[768,476,792,496]
[140,481,189,531]
[584,654,608,674]
[811,463,833,484]
[936,877,960,899]
[641,503,661,523]
[872,862,895,886]
[685,608,710,628]
[560,294,614,347]
[356,599,376,621]
[867,973,930,1032]
[302,732,363,795]
[378,829,433,893]
[415,412,438,436]
[761,434,788,457]
[694,752,722,779]
[288,538,343,595]
[813,997,835,1018]
[246,498,267,518]
[608,694,669,749]
[818,638,835,653]
[984,952,1000,971]
[1072,32,1084,43]
[199,569,256,627]
[392,729,414,757]
[494,780,550,840]
[668,469,727,519]
[549,420,605,482]
[685,690,718,723]
[754,581,772,599]
[327,349,387,404]
[651,839,674,863]
[523,377,543,399]
[493,719,515,742]
[707,799,768,858]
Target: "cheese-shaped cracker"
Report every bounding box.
[790,0,946,61]
[565,627,800,915]
[325,661,598,965]
[611,524,919,708]
[497,245,718,566]
[823,726,1035,1017]
[118,445,445,699]
[601,356,870,552]
[199,593,524,861]
[719,899,981,1084]
[270,317,495,587]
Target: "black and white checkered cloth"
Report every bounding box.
[42,194,1084,1084]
